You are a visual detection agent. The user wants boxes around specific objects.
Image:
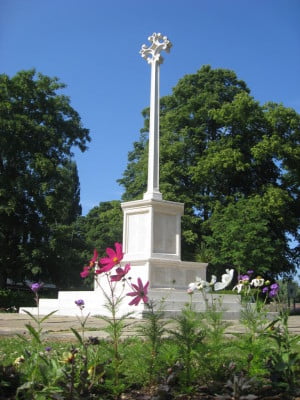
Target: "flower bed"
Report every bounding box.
[1,244,299,399]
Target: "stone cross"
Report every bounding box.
[140,33,172,200]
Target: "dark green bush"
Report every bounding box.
[0,288,58,311]
[0,289,35,311]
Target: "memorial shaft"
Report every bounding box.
[140,33,172,200]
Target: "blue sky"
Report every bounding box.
[1,0,300,215]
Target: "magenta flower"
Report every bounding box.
[30,283,43,293]
[110,264,131,282]
[98,243,124,274]
[80,266,90,278]
[80,249,99,278]
[126,278,149,306]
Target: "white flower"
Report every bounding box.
[214,269,234,291]
[232,283,244,293]
[250,277,264,287]
[189,270,233,294]
[188,276,215,292]
[188,282,197,292]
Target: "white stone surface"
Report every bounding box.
[122,198,184,261]
[140,33,172,201]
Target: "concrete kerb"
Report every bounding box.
[0,314,139,341]
[1,313,300,341]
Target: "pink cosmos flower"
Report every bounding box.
[110,264,131,282]
[126,278,149,306]
[80,266,90,278]
[98,243,123,273]
[80,249,99,278]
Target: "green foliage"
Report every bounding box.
[202,297,231,345]
[265,310,300,391]
[0,69,90,288]
[0,313,300,398]
[137,300,169,382]
[191,302,233,385]
[80,200,123,257]
[0,289,35,310]
[204,193,292,276]
[168,306,206,387]
[118,65,300,277]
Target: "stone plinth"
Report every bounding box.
[122,198,183,261]
[116,197,208,316]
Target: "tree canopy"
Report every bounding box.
[80,200,123,255]
[0,70,90,287]
[118,65,300,277]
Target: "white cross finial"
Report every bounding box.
[140,33,172,65]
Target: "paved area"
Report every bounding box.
[0,314,147,341]
[0,313,300,341]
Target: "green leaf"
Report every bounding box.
[21,309,39,324]
[40,309,58,323]
[25,323,42,343]
[70,327,84,345]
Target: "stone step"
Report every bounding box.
[148,289,241,311]
[19,289,243,319]
[149,288,240,302]
[161,310,241,320]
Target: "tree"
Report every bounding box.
[204,192,294,277]
[45,160,82,225]
[43,161,88,289]
[118,65,300,277]
[0,70,90,287]
[81,200,123,257]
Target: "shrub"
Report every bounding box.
[0,288,58,312]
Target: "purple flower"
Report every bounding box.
[270,283,279,291]
[269,283,279,297]
[247,270,254,275]
[30,283,43,293]
[239,274,249,282]
[75,299,85,309]
[45,346,52,352]
[262,286,269,294]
